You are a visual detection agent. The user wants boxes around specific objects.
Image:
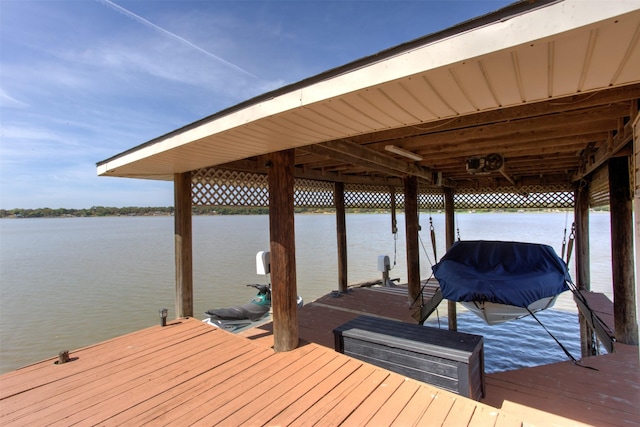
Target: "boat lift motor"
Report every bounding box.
[256,251,270,275]
[377,255,393,287]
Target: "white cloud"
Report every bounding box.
[0,88,29,109]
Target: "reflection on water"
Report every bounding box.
[424,309,582,373]
[0,212,612,373]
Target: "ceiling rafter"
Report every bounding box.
[301,140,437,184]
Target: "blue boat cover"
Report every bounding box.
[432,241,571,308]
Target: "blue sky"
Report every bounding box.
[1,0,512,209]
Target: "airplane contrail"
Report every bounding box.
[98,0,257,79]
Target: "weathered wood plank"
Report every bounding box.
[361,378,420,426]
[442,397,479,426]
[467,405,501,427]
[241,352,347,425]
[483,345,640,427]
[4,326,246,425]
[295,368,394,426]
[391,385,439,426]
[220,349,340,426]
[0,319,207,395]
[102,342,275,425]
[195,345,327,425]
[0,321,218,410]
[155,343,318,425]
[266,359,366,425]
[56,338,257,426]
[415,393,457,427]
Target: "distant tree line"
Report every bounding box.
[0,206,173,218]
[0,206,333,218]
[0,205,608,219]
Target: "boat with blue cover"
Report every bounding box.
[432,240,571,325]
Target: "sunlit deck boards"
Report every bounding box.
[483,343,640,427]
[0,317,530,426]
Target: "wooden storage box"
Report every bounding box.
[334,315,485,400]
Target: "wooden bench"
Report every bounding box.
[334,315,485,400]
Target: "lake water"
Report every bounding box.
[0,212,613,374]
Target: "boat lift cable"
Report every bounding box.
[561,211,575,266]
[389,186,398,271]
[526,307,598,371]
[429,214,437,261]
[565,278,613,355]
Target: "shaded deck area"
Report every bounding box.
[241,284,440,348]
[2,317,530,426]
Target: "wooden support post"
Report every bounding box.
[634,114,640,351]
[404,176,420,304]
[174,172,193,318]
[609,156,639,345]
[575,182,595,356]
[335,182,348,293]
[268,149,299,352]
[444,187,457,331]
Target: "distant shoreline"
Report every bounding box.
[1,206,607,219]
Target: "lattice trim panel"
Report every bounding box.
[192,168,574,209]
[295,178,335,208]
[454,185,574,210]
[343,184,444,210]
[192,168,270,207]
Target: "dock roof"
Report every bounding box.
[96,0,640,196]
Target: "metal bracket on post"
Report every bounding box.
[377,255,392,286]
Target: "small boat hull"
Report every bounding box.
[460,295,560,325]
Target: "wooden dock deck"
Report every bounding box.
[241,285,440,348]
[483,343,639,427]
[1,287,637,426]
[241,286,639,426]
[2,316,532,426]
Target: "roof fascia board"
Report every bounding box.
[97,0,640,178]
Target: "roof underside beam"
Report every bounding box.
[573,99,639,182]
[300,140,435,184]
